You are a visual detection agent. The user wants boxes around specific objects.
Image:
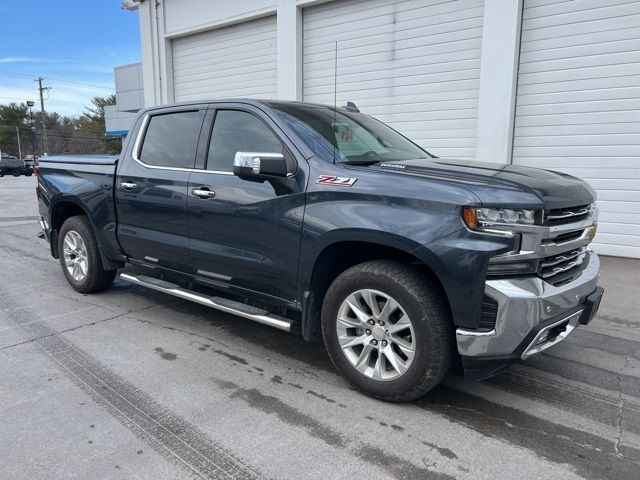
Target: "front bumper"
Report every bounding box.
[457,250,602,380]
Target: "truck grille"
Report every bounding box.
[539,247,587,285]
[544,204,592,226]
[543,229,584,245]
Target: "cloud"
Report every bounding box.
[0,56,38,63]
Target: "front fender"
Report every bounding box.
[299,192,514,329]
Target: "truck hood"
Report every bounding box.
[372,158,596,209]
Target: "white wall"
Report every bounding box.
[137,0,522,160]
[115,63,144,112]
[164,0,277,36]
[137,0,334,107]
[104,105,136,134]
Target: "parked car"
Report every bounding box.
[36,100,604,401]
[1,154,33,177]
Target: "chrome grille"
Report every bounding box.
[543,229,584,245]
[544,204,592,226]
[539,247,587,282]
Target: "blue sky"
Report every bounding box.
[0,0,140,117]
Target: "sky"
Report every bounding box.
[0,0,140,117]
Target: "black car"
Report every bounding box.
[0,154,33,177]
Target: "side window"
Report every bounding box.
[139,111,203,168]
[207,110,284,172]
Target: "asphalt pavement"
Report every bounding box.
[1,175,639,479]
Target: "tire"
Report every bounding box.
[12,171,19,177]
[58,216,116,293]
[321,260,453,402]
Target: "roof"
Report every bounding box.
[139,98,345,115]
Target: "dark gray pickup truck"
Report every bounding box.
[37,100,604,401]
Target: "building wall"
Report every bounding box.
[115,63,144,112]
[104,105,136,135]
[137,0,519,161]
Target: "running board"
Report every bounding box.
[119,273,293,332]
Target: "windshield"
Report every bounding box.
[271,104,432,164]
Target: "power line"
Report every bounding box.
[0,73,114,92]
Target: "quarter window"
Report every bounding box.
[207,110,284,172]
[139,111,204,168]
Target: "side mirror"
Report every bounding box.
[233,152,288,181]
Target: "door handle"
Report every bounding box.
[121,181,137,190]
[192,188,216,199]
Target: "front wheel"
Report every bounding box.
[58,216,116,293]
[321,260,453,402]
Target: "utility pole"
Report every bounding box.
[27,101,36,159]
[16,127,22,159]
[35,77,51,155]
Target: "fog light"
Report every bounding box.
[536,330,550,345]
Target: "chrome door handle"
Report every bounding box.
[192,188,216,199]
[121,182,137,190]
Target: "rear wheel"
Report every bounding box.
[58,216,116,293]
[321,260,453,402]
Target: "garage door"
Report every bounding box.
[303,0,485,160]
[513,0,640,258]
[172,16,277,102]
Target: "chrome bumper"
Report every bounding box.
[456,250,600,358]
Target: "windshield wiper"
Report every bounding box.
[340,159,382,166]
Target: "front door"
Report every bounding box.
[187,106,306,302]
[116,107,206,271]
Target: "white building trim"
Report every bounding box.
[475,0,523,164]
[276,0,302,100]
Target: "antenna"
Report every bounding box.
[333,41,338,164]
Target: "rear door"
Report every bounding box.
[186,104,306,302]
[116,106,207,271]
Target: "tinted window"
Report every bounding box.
[207,110,283,172]
[139,111,203,168]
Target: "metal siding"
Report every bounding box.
[302,0,485,160]
[172,16,277,102]
[514,0,640,258]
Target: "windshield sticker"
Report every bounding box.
[316,175,357,187]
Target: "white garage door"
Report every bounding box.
[514,0,640,258]
[172,16,277,102]
[303,0,485,160]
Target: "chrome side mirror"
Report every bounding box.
[233,152,288,181]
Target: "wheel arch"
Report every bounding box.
[300,232,453,342]
[49,198,122,270]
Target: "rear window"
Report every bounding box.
[139,111,204,168]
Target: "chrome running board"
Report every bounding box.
[119,273,293,332]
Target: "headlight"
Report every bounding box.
[462,207,537,231]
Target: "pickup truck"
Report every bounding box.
[1,154,33,177]
[37,100,604,401]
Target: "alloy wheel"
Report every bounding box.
[63,230,89,281]
[336,288,416,381]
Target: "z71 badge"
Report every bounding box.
[316,175,357,187]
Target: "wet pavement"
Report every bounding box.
[1,175,639,479]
